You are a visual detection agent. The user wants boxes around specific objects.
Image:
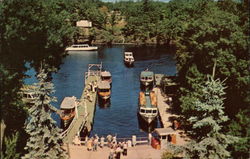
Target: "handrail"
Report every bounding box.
[60,115,77,138]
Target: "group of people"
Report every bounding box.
[86,134,103,151]
[108,142,128,159]
[85,80,98,102]
[83,134,129,159]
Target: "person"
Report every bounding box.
[127,140,132,147]
[112,136,117,145]
[93,137,98,151]
[115,146,122,159]
[109,147,115,159]
[107,135,112,147]
[73,135,81,146]
[100,136,105,148]
[122,142,127,156]
[87,138,93,151]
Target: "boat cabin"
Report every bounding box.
[97,81,111,100]
[60,96,77,121]
[140,70,154,89]
[20,85,37,105]
[151,128,177,149]
[124,52,134,65]
[101,71,112,84]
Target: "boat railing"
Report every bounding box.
[60,115,77,138]
[84,63,102,84]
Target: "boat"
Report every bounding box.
[140,69,154,89]
[20,85,37,106]
[97,81,111,101]
[60,96,78,129]
[124,52,134,66]
[65,44,98,51]
[138,91,158,124]
[100,71,112,85]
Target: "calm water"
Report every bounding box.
[25,45,176,138]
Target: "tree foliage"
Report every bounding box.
[22,69,67,159]
[181,75,237,159]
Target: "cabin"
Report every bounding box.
[152,128,177,149]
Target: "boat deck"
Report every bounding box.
[145,96,151,108]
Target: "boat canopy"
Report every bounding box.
[140,71,154,78]
[98,81,110,89]
[101,71,111,77]
[154,128,177,136]
[60,96,77,109]
[124,52,133,57]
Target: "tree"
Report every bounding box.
[1,133,20,159]
[22,69,67,159]
[181,75,237,159]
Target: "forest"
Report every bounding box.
[0,0,249,158]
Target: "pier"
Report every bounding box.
[61,64,102,144]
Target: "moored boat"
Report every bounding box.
[124,52,134,66]
[101,71,112,85]
[140,69,154,89]
[65,44,98,51]
[20,85,37,106]
[138,91,158,124]
[97,81,111,101]
[60,96,78,129]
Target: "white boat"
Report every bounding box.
[124,52,134,66]
[138,91,158,124]
[60,96,78,129]
[101,71,112,85]
[65,44,98,51]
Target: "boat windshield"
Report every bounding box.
[100,89,110,92]
[102,76,111,80]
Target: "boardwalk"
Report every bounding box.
[154,87,188,145]
[68,144,164,159]
[62,64,101,144]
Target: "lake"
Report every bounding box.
[25,45,176,138]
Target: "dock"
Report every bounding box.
[61,64,102,144]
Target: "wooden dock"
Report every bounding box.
[61,64,102,144]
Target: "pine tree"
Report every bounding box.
[182,75,237,159]
[22,69,67,159]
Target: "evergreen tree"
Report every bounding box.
[22,69,67,159]
[182,75,237,159]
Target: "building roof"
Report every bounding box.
[154,128,177,136]
[98,81,110,89]
[140,70,154,77]
[101,71,111,77]
[60,96,77,109]
[76,20,92,27]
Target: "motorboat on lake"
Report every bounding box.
[101,71,112,86]
[138,91,158,124]
[65,44,98,51]
[124,52,134,66]
[97,81,111,101]
[140,69,154,90]
[60,96,78,129]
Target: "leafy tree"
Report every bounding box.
[181,75,237,159]
[22,69,67,159]
[228,110,250,158]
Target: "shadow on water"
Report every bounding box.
[137,113,158,133]
[98,97,111,109]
